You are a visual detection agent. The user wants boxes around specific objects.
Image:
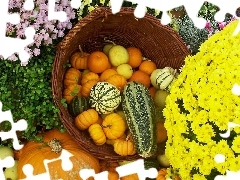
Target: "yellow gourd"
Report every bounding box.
[102,113,127,140]
[88,123,106,146]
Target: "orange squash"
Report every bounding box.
[70,45,90,70]
[99,69,118,82]
[156,168,167,180]
[87,51,110,74]
[113,138,136,156]
[120,173,139,180]
[106,74,127,91]
[17,129,100,180]
[81,79,98,97]
[81,72,99,85]
[75,109,99,130]
[63,68,81,87]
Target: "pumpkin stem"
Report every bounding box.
[48,138,62,154]
[78,45,84,58]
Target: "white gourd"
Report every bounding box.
[155,67,177,91]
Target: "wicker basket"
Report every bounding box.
[52,7,190,162]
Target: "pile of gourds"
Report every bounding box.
[61,41,180,179]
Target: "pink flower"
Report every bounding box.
[33,48,41,56]
[7,0,76,62]
[218,22,226,30]
[205,21,211,29]
[8,54,18,61]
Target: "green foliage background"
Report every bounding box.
[0,45,66,144]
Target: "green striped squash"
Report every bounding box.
[156,67,177,91]
[89,82,121,114]
[68,96,89,117]
[122,81,157,158]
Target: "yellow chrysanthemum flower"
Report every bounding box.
[165,19,240,179]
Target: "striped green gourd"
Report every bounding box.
[89,82,121,114]
[122,81,157,158]
[156,67,177,91]
[68,96,89,117]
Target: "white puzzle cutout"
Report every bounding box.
[0,0,35,65]
[0,101,28,150]
[110,0,240,33]
[0,101,28,180]
[79,159,158,180]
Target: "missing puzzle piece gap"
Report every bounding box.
[23,0,34,11]
[71,0,81,9]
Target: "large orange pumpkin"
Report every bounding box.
[17,129,100,180]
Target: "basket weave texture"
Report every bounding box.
[52,7,190,162]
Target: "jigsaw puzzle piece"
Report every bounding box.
[0,156,15,180]
[23,0,34,10]
[215,170,240,180]
[48,0,67,22]
[0,0,19,37]
[20,164,51,180]
[183,0,207,29]
[110,0,124,14]
[0,101,28,150]
[70,0,82,9]
[232,83,240,96]
[20,149,73,180]
[0,0,36,64]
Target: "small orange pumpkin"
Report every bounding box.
[156,168,167,180]
[105,74,127,91]
[75,109,99,130]
[87,51,111,74]
[14,141,27,160]
[81,79,98,97]
[99,160,119,180]
[100,69,118,82]
[81,72,99,85]
[63,84,82,104]
[63,67,81,87]
[102,113,127,140]
[70,45,90,70]
[106,133,127,146]
[113,138,136,156]
[88,123,107,146]
[17,129,100,180]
